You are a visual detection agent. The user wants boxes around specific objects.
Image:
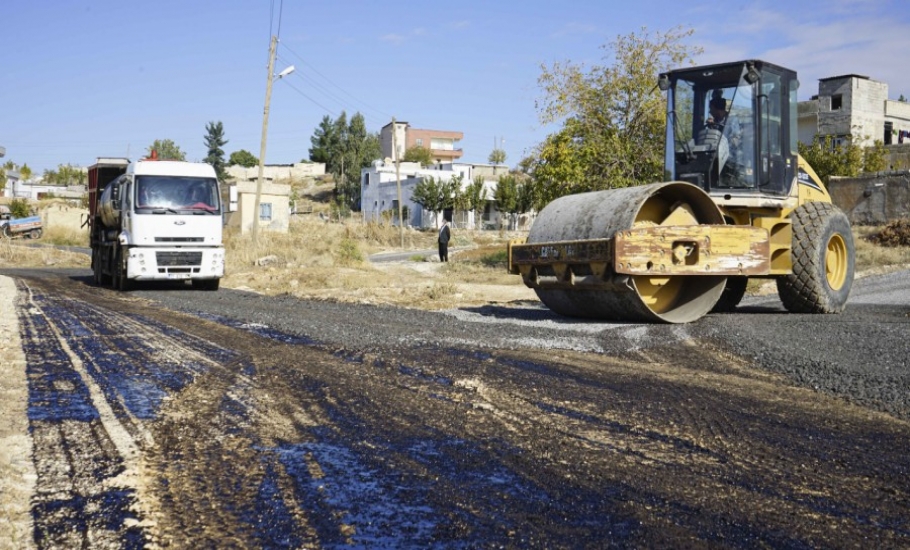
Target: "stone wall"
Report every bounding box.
[828,171,910,225]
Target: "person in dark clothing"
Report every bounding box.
[438,219,451,262]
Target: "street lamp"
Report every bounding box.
[251,36,295,248]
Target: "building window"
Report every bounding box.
[831,94,843,110]
[259,202,272,221]
[416,138,423,146]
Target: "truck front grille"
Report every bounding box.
[156,251,203,267]
[156,237,204,243]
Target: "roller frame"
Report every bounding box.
[509,224,771,289]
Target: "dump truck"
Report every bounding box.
[508,59,854,323]
[87,155,225,290]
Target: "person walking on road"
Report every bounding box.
[438,219,451,262]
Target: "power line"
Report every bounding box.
[279,43,394,122]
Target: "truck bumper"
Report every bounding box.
[125,247,225,281]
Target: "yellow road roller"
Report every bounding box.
[508,59,854,323]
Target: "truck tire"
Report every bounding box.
[777,202,854,314]
[711,276,748,313]
[114,248,133,291]
[30,228,43,239]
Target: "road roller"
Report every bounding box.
[508,59,854,323]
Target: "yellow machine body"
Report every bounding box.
[508,60,854,323]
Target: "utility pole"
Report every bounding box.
[392,117,404,248]
[252,35,278,249]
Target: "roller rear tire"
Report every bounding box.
[777,202,854,313]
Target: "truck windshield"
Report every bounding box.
[135,176,220,213]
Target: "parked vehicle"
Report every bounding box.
[1,215,43,239]
[87,154,225,291]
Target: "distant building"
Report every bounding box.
[360,160,513,230]
[221,180,291,234]
[225,162,325,183]
[798,74,910,148]
[380,121,464,164]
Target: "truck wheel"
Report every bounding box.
[1,225,10,238]
[31,228,43,239]
[114,249,133,291]
[711,276,748,313]
[777,202,854,313]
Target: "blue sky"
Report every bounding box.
[3,0,909,175]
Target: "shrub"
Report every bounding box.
[866,220,910,247]
[10,198,30,218]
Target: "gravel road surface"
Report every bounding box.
[1,267,907,548]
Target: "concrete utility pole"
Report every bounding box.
[392,117,404,248]
[252,35,278,249]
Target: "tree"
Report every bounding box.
[403,146,433,165]
[308,111,381,210]
[462,176,489,228]
[798,135,878,184]
[147,139,186,161]
[308,115,339,165]
[412,175,459,227]
[204,121,228,180]
[494,174,536,230]
[863,140,888,173]
[488,148,507,165]
[229,150,258,168]
[19,163,32,182]
[531,26,701,206]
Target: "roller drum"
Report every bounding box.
[528,181,727,323]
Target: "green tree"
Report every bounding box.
[412,175,459,227]
[309,111,381,209]
[532,26,700,206]
[19,163,32,182]
[799,135,864,184]
[462,176,489,228]
[488,148,507,165]
[229,150,258,167]
[863,139,888,173]
[403,146,433,165]
[10,198,30,218]
[309,115,339,165]
[494,174,536,230]
[147,139,186,161]
[204,121,228,180]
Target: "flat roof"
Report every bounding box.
[819,74,869,82]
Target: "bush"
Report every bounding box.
[866,220,910,247]
[9,198,30,218]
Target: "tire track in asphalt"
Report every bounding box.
[16,280,146,548]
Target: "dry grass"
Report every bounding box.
[222,216,535,309]
[6,199,910,310]
[0,239,90,268]
[854,224,910,274]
